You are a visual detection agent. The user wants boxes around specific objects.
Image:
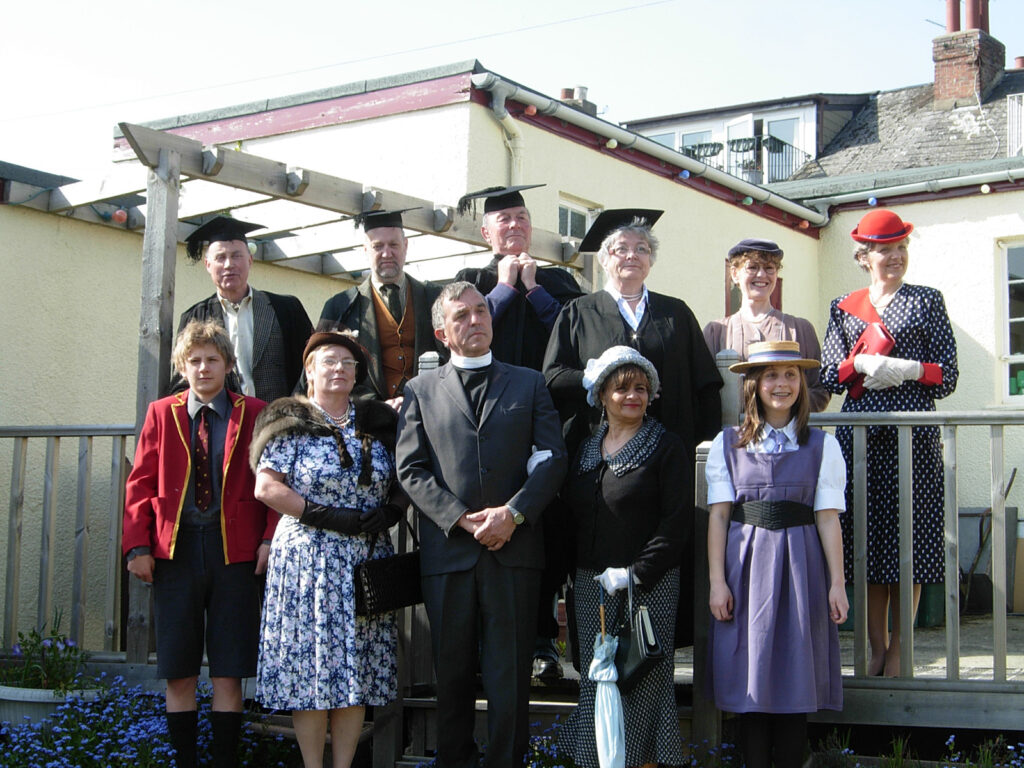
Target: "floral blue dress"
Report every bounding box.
[255,403,398,710]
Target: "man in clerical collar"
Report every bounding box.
[396,281,566,768]
[317,208,443,406]
[124,319,275,768]
[172,215,312,403]
[454,185,583,679]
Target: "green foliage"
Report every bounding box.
[0,614,90,694]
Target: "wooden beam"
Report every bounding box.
[48,165,148,212]
[116,123,577,264]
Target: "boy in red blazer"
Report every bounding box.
[124,319,278,768]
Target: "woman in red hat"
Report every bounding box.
[820,209,958,677]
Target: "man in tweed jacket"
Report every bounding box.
[171,216,312,402]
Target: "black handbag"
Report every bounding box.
[614,568,665,693]
[354,518,422,617]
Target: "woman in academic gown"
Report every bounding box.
[543,208,723,646]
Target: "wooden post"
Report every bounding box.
[691,442,721,744]
[127,148,181,664]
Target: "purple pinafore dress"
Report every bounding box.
[707,427,842,714]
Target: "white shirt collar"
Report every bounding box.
[604,283,649,304]
[371,273,408,293]
[217,286,253,311]
[757,418,798,445]
[450,351,493,369]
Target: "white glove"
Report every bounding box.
[857,355,922,390]
[594,566,630,595]
[526,445,552,476]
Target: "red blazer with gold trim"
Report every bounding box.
[123,389,277,563]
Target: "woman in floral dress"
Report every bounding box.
[250,329,406,768]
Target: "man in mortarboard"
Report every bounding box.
[454,185,583,373]
[173,216,312,403]
[454,185,583,682]
[317,208,443,406]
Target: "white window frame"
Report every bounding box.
[1001,239,1024,402]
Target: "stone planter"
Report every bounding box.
[0,683,100,725]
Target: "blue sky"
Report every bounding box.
[4,0,1024,178]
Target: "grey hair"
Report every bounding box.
[431,280,483,330]
[853,237,909,272]
[597,220,660,266]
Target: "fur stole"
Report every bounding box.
[249,396,398,486]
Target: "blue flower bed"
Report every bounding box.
[0,675,298,767]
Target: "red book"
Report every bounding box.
[844,322,895,399]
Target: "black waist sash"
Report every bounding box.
[731,499,815,530]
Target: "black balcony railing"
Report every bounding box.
[680,135,812,183]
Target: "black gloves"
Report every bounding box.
[299,501,363,535]
[359,503,404,534]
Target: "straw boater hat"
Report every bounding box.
[582,346,661,407]
[729,340,820,374]
[850,209,914,244]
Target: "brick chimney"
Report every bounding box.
[933,0,1005,108]
[933,29,1005,107]
[559,86,597,117]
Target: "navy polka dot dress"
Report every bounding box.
[821,283,958,584]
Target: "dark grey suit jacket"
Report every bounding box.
[396,360,567,576]
[172,289,312,403]
[319,276,443,401]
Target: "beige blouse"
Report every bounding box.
[702,309,831,412]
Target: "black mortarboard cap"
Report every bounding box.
[352,207,420,232]
[457,184,544,216]
[727,238,783,258]
[577,208,664,253]
[184,216,264,262]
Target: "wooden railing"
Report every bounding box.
[2,425,132,653]
[693,354,1024,736]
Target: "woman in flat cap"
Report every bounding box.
[820,209,958,677]
[703,238,830,412]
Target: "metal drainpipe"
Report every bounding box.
[483,79,524,185]
[803,166,1024,213]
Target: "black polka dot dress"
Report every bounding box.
[821,283,959,584]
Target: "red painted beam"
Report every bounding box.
[114,73,476,154]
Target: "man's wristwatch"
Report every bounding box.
[510,507,525,526]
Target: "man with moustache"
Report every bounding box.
[318,208,443,405]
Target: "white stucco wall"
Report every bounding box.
[0,204,343,647]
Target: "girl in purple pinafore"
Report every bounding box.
[705,340,848,768]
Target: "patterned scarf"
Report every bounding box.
[577,417,665,477]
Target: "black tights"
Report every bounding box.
[739,712,807,768]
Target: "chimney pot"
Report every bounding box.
[1016,56,1024,69]
[560,88,573,99]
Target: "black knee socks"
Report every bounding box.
[740,712,808,768]
[165,710,198,768]
[211,710,243,768]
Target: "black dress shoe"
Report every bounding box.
[532,657,563,680]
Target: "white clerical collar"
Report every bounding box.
[451,351,493,369]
